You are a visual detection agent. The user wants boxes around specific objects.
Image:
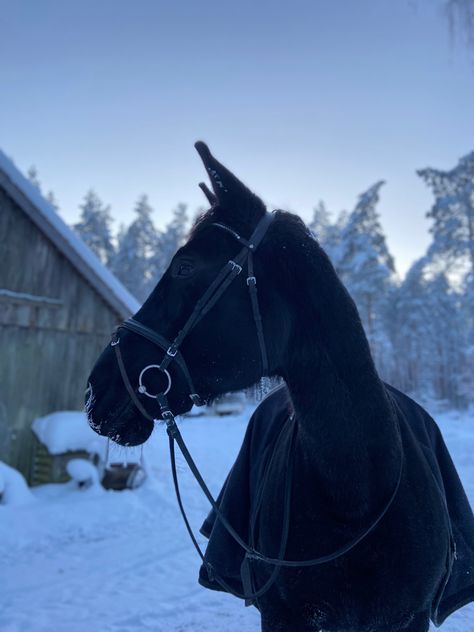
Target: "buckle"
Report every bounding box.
[246,276,256,286]
[164,415,178,437]
[228,260,242,274]
[189,393,204,406]
[167,344,178,357]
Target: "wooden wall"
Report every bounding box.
[0,187,122,482]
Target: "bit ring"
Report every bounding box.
[138,364,172,398]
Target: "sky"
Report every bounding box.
[1,0,473,276]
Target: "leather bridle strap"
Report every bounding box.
[109,208,404,605]
[113,339,154,421]
[114,318,198,401]
[167,414,403,570]
[246,250,269,374]
[210,212,274,375]
[166,406,403,605]
[167,412,298,603]
[112,211,275,419]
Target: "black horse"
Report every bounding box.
[87,143,474,631]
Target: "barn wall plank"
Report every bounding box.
[0,186,130,482]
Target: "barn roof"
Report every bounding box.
[0,150,140,319]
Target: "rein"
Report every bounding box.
[109,210,403,606]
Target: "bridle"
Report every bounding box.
[110,210,275,423]
[109,209,403,606]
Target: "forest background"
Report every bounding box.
[26,148,474,409]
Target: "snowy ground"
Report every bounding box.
[1,403,473,632]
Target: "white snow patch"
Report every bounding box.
[0,462,35,506]
[32,410,108,457]
[66,459,100,488]
[0,405,472,631]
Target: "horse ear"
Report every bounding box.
[198,182,217,206]
[194,141,266,219]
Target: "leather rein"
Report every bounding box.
[109,210,403,606]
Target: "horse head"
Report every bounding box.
[86,142,295,446]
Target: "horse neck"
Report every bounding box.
[279,251,401,515]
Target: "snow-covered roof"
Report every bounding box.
[0,150,140,318]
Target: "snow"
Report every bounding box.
[1,405,473,631]
[32,411,108,457]
[0,150,140,316]
[0,461,35,506]
[66,459,100,488]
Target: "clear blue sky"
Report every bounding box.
[1,0,473,275]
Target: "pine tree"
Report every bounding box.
[418,151,474,279]
[27,166,41,191]
[334,182,396,366]
[308,201,346,264]
[46,191,60,212]
[110,195,158,302]
[308,200,331,243]
[151,203,189,282]
[392,254,471,407]
[394,260,437,396]
[74,190,115,264]
[457,271,474,404]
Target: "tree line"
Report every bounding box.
[73,191,190,302]
[308,152,473,409]
[29,152,473,408]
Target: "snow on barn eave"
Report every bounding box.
[0,149,140,319]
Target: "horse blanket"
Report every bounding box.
[198,383,474,626]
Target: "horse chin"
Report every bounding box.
[88,398,154,447]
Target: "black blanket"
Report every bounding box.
[199,384,474,626]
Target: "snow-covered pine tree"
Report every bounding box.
[425,273,467,405]
[308,200,331,243]
[333,181,396,376]
[46,191,60,212]
[26,165,59,211]
[308,201,346,264]
[415,153,474,405]
[392,253,471,407]
[110,195,158,302]
[74,190,115,264]
[458,271,474,404]
[27,166,41,191]
[391,257,431,395]
[418,151,474,281]
[151,203,189,282]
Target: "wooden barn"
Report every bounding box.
[0,150,140,484]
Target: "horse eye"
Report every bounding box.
[175,262,195,278]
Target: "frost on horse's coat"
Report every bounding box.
[199,383,474,626]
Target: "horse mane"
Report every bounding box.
[189,205,379,390]
[268,210,378,379]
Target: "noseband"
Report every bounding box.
[110,211,275,423]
